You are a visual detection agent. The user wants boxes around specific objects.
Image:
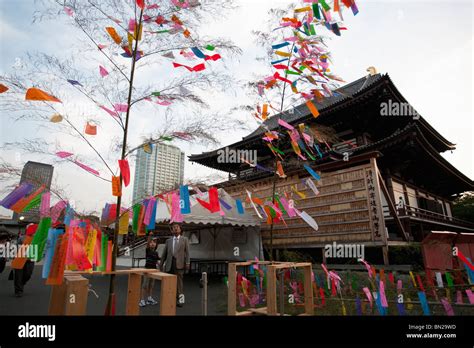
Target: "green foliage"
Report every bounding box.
[388,245,424,270]
[453,192,474,223]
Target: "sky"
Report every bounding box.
[0,0,472,217]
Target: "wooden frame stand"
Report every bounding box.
[48,269,177,316]
[228,261,314,316]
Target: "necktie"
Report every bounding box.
[172,237,176,254]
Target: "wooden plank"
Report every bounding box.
[266,266,277,316]
[126,273,142,315]
[64,276,89,315]
[227,263,237,315]
[303,265,314,315]
[159,275,177,315]
[48,281,68,315]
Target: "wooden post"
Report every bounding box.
[126,272,142,315]
[303,264,314,315]
[64,276,88,315]
[48,281,68,315]
[227,263,237,315]
[49,275,88,315]
[267,265,277,315]
[382,246,389,266]
[155,273,177,315]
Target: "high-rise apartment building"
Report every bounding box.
[13,161,54,222]
[132,143,185,203]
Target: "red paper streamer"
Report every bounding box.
[118,159,130,187]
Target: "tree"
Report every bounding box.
[245,1,359,259]
[0,0,241,314]
[453,192,474,223]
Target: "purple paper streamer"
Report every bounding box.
[51,200,67,223]
[355,297,362,315]
[441,298,454,316]
[40,191,51,218]
[0,183,33,209]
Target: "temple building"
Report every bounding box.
[189,73,474,265]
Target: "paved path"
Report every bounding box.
[0,262,228,316]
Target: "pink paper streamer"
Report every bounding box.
[100,105,119,118]
[359,259,373,278]
[73,160,100,176]
[363,287,373,308]
[278,118,294,130]
[56,151,73,159]
[441,298,454,316]
[143,197,156,226]
[64,6,74,16]
[466,290,474,304]
[379,281,388,308]
[99,65,109,77]
[39,192,50,218]
[456,290,463,304]
[170,192,183,223]
[114,103,128,112]
[279,197,296,217]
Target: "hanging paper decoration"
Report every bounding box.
[179,185,191,214]
[0,84,9,93]
[170,192,184,223]
[118,159,130,187]
[99,65,109,77]
[114,104,128,113]
[56,151,73,159]
[99,105,120,118]
[25,88,61,103]
[0,183,33,209]
[306,100,320,118]
[136,0,145,10]
[119,212,129,234]
[73,160,100,176]
[67,79,83,87]
[42,229,63,279]
[29,217,52,262]
[85,122,97,135]
[39,191,50,218]
[173,62,206,72]
[50,114,63,123]
[295,208,318,231]
[196,187,220,213]
[418,291,430,315]
[304,164,321,181]
[50,200,67,223]
[112,176,122,197]
[106,27,122,44]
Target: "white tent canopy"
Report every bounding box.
[155,188,259,227]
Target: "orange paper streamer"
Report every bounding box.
[46,233,69,285]
[0,84,8,93]
[306,100,320,118]
[112,176,122,197]
[106,27,122,44]
[85,122,97,135]
[11,236,33,270]
[25,88,61,103]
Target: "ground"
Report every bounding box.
[0,262,228,316]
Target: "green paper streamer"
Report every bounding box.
[269,145,285,155]
[99,234,107,272]
[285,70,301,76]
[312,3,321,20]
[319,0,331,11]
[309,24,316,36]
[132,204,141,233]
[205,44,215,51]
[305,149,316,161]
[162,136,173,141]
[445,272,454,287]
[274,194,287,216]
[151,92,161,96]
[29,217,52,261]
[22,194,42,213]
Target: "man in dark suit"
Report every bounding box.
[160,222,190,307]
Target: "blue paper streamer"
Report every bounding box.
[355,296,362,315]
[179,185,191,214]
[236,199,244,215]
[396,302,406,316]
[191,47,206,59]
[418,291,430,315]
[64,205,74,226]
[272,42,289,50]
[147,200,157,230]
[271,58,288,65]
[303,164,321,181]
